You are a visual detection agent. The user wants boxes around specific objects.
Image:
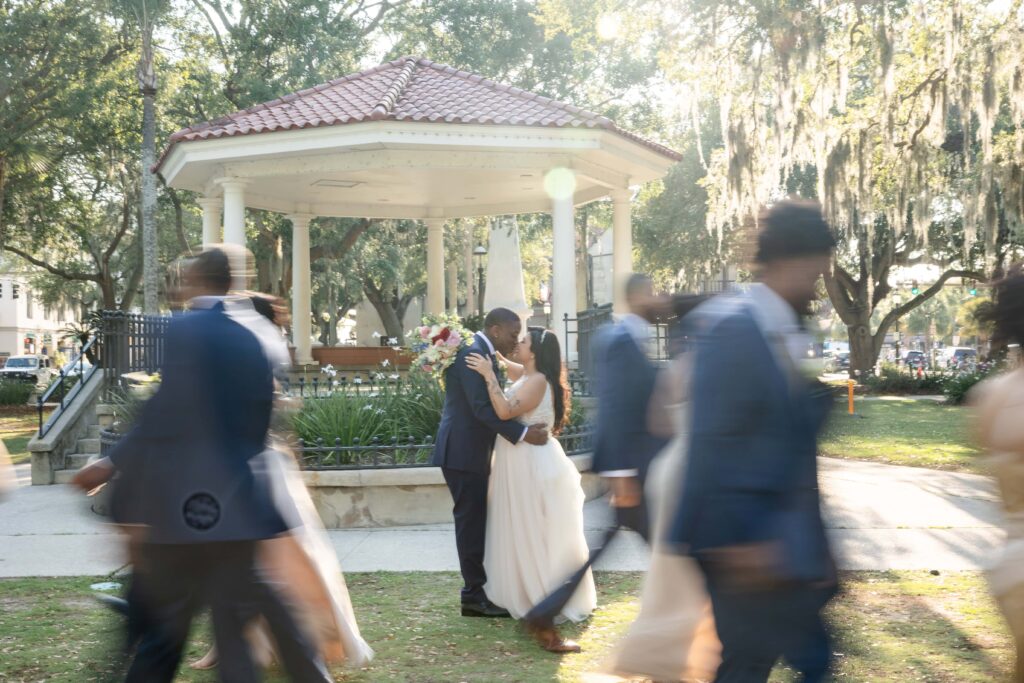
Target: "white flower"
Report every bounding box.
[372,331,381,338]
[381,359,390,367]
[354,377,363,385]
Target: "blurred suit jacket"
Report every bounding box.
[668,300,835,584]
[108,302,288,544]
[590,322,668,484]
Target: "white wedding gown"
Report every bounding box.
[483,378,597,623]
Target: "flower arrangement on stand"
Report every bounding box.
[404,313,475,382]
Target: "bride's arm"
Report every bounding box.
[465,354,546,419]
[495,351,525,381]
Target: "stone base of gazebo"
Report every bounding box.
[303,454,603,528]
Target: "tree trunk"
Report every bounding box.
[846,321,879,378]
[139,25,159,313]
[363,282,404,340]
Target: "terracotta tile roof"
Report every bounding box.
[156,56,681,171]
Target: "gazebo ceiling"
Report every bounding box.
[157,56,681,219]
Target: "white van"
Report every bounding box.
[0,355,55,384]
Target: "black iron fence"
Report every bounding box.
[294,421,593,469]
[100,311,170,397]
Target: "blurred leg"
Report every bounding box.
[125,544,203,683]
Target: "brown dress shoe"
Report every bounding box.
[524,620,582,654]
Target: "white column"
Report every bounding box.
[611,189,633,314]
[447,259,459,314]
[551,181,577,359]
[219,179,249,248]
[464,224,476,316]
[197,197,222,249]
[425,217,445,314]
[289,213,314,366]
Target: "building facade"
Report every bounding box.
[0,272,75,366]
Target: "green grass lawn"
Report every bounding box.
[821,398,984,473]
[0,571,1013,682]
[0,409,41,465]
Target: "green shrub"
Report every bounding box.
[943,370,995,405]
[863,364,947,395]
[0,380,33,406]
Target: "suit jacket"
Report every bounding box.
[431,334,525,476]
[668,301,834,583]
[108,303,288,544]
[590,323,668,482]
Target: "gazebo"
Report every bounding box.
[154,56,680,364]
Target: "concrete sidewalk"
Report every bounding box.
[0,458,1004,578]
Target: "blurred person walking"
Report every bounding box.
[601,294,720,682]
[522,273,669,650]
[972,265,1024,682]
[73,247,332,683]
[669,200,837,682]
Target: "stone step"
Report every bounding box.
[54,469,78,485]
[77,438,100,454]
[66,453,95,469]
[87,424,102,439]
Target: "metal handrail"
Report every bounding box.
[37,335,99,437]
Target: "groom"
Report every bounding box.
[433,307,550,617]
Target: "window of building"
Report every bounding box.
[25,289,33,318]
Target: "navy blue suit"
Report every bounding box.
[432,333,524,603]
[108,303,329,683]
[591,323,668,487]
[670,301,836,683]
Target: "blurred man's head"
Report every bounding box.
[483,307,522,356]
[188,248,232,297]
[625,273,658,322]
[755,200,836,315]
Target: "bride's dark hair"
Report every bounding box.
[527,326,570,434]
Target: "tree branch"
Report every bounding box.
[2,244,100,283]
[875,269,986,341]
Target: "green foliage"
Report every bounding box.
[863,365,947,396]
[943,370,995,406]
[291,376,446,445]
[0,381,33,406]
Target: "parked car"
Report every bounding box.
[942,347,978,370]
[903,350,929,370]
[0,355,55,384]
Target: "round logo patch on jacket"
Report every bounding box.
[183,492,221,531]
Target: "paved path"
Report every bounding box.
[0,458,1004,578]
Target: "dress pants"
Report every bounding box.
[125,540,332,683]
[701,572,834,683]
[442,467,490,603]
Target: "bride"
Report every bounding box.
[465,326,596,650]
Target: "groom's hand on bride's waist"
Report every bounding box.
[523,423,549,445]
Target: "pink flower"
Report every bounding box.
[446,335,461,347]
[423,364,434,373]
[419,326,431,337]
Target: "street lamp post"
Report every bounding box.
[473,243,487,317]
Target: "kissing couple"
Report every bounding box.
[432,307,596,653]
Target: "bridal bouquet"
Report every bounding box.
[405,313,475,381]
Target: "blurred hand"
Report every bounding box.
[606,476,642,508]
[465,353,497,380]
[70,458,114,495]
[704,541,786,593]
[523,423,549,445]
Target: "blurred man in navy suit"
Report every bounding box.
[670,200,837,682]
[590,273,670,537]
[74,248,330,683]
